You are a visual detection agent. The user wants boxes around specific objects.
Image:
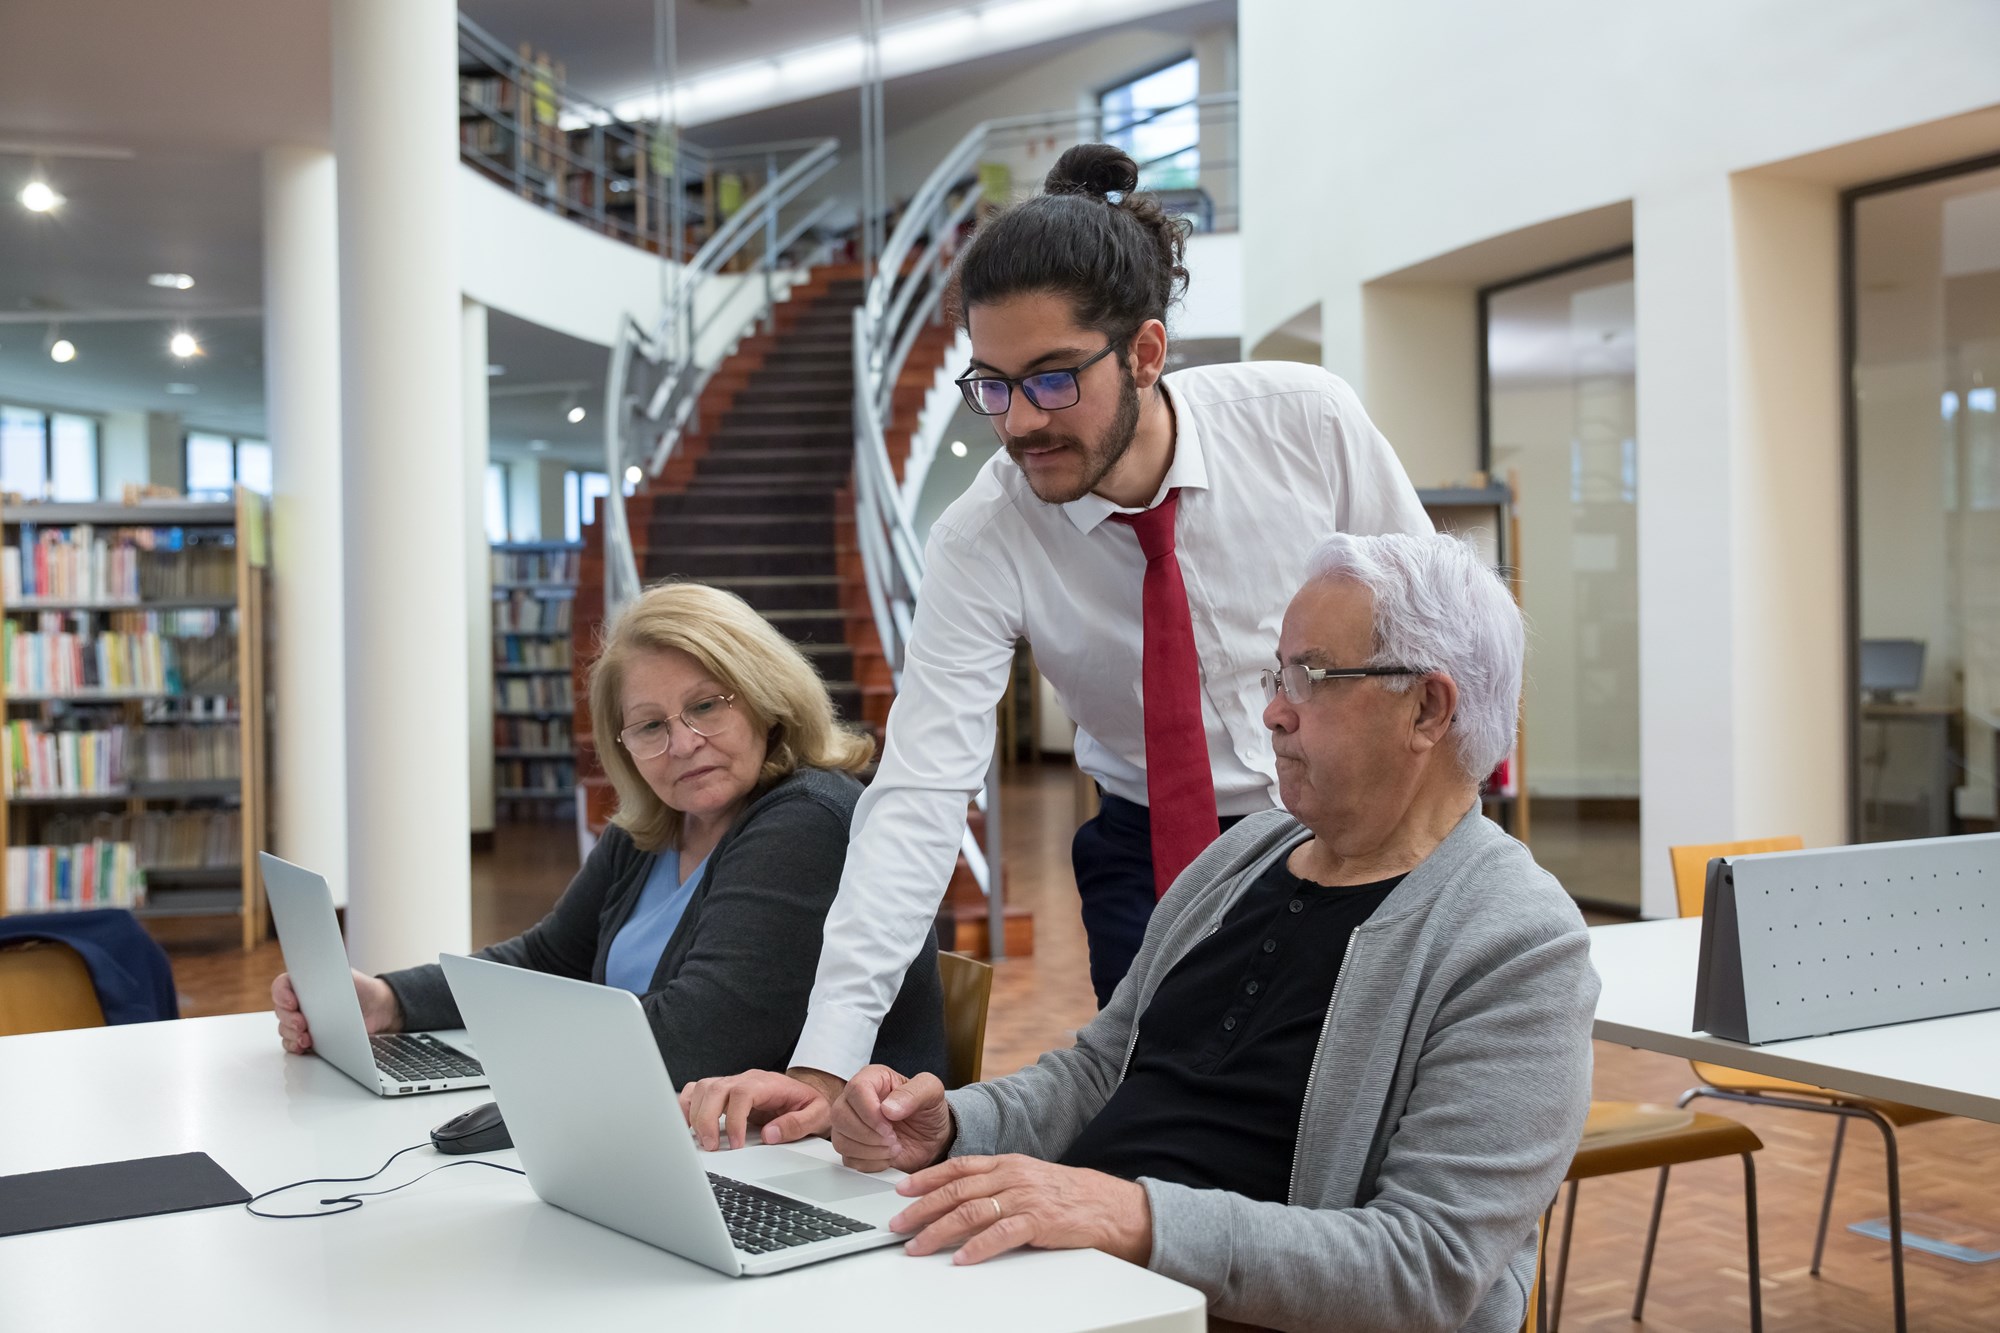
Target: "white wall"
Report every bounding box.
[1242,0,2000,917]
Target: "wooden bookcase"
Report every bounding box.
[0,489,270,949]
[491,541,580,822]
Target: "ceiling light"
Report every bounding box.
[49,338,75,363]
[624,465,643,485]
[165,383,198,395]
[528,439,550,452]
[19,179,61,213]
[567,405,587,424]
[169,331,201,359]
[148,272,195,290]
[950,439,968,458]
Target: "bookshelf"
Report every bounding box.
[492,541,580,822]
[0,491,270,948]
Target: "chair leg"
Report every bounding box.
[1550,1179,1580,1333]
[1539,1201,1554,1333]
[1810,1115,1849,1275]
[1632,1165,1671,1321]
[1741,1153,1763,1333]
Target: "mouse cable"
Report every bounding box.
[246,1141,526,1220]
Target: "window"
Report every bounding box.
[1099,56,1200,194]
[0,405,100,501]
[563,470,611,543]
[185,433,272,499]
[485,462,509,544]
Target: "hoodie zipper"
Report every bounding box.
[1287,929,1362,1207]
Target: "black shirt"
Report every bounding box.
[1059,854,1401,1204]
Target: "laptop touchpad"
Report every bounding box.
[764,1163,899,1204]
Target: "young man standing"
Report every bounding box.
[682,142,1432,1143]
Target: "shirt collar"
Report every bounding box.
[1061,373,1209,534]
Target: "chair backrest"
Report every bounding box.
[0,938,107,1036]
[937,950,993,1090]
[1668,836,1805,918]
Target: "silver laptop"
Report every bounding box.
[439,952,908,1276]
[259,852,487,1097]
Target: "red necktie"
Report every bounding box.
[1112,490,1219,899]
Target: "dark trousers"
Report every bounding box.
[1072,793,1248,1008]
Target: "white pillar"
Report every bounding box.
[333,0,471,970]
[465,299,495,838]
[1634,172,1845,919]
[263,145,351,907]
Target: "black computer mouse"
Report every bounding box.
[431,1100,513,1155]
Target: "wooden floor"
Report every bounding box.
[161,764,2000,1332]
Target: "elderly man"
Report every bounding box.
[824,532,1598,1333]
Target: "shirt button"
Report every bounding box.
[1222,1016,1237,1031]
[1245,980,1260,995]
[1262,938,1277,953]
[1289,899,1304,914]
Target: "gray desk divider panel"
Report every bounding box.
[1693,832,2000,1044]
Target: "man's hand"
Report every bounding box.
[272,969,398,1054]
[679,1070,834,1150]
[890,1154,1153,1267]
[830,1066,955,1173]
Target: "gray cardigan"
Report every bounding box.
[945,804,1598,1333]
[382,767,948,1087]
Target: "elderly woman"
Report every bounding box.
[757,532,1596,1333]
[271,581,948,1086]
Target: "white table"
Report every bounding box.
[0,1013,1206,1332]
[1588,917,2000,1123]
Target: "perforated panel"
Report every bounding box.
[1730,833,2000,1043]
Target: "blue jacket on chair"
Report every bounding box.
[0,909,179,1024]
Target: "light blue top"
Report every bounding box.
[603,848,710,995]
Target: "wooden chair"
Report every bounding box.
[1671,838,1946,1333]
[937,950,993,1090]
[1545,1101,1763,1331]
[0,939,106,1036]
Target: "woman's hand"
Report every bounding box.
[889,1154,1154,1267]
[272,970,400,1054]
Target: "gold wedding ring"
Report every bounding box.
[989,1197,1003,1223]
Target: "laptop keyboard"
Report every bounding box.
[371,1031,483,1083]
[708,1173,876,1254]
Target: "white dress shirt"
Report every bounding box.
[792,360,1434,1077]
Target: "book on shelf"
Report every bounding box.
[4,839,145,913]
[491,547,581,585]
[497,675,574,713]
[39,809,241,873]
[2,610,237,697]
[494,717,572,751]
[1,523,237,604]
[494,590,574,633]
[498,758,575,792]
[4,720,126,796]
[495,636,572,669]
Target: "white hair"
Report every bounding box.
[1303,531,1524,782]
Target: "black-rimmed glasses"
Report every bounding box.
[1259,664,1427,706]
[955,341,1121,416]
[618,693,736,760]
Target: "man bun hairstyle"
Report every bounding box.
[950,142,1191,340]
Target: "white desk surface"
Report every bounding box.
[0,1013,1205,1333]
[1589,917,2000,1124]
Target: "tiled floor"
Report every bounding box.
[159,765,2000,1331]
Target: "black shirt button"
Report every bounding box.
[1289,899,1304,913]
[1262,938,1277,953]
[1245,980,1260,995]
[1222,1016,1237,1031]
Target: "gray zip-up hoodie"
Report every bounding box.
[945,804,1598,1333]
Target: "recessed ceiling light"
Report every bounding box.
[165,383,198,395]
[169,331,201,359]
[19,180,62,213]
[949,439,968,457]
[487,364,506,377]
[528,439,550,452]
[567,405,587,423]
[49,338,76,363]
[624,465,643,485]
[148,272,195,290]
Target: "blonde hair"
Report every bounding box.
[588,581,874,852]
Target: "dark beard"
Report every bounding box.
[1005,361,1142,505]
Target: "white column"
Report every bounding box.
[263,144,350,907]
[333,0,471,970]
[464,299,495,838]
[1634,172,1845,919]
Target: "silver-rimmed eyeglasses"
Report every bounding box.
[618,693,735,759]
[1259,664,1427,706]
